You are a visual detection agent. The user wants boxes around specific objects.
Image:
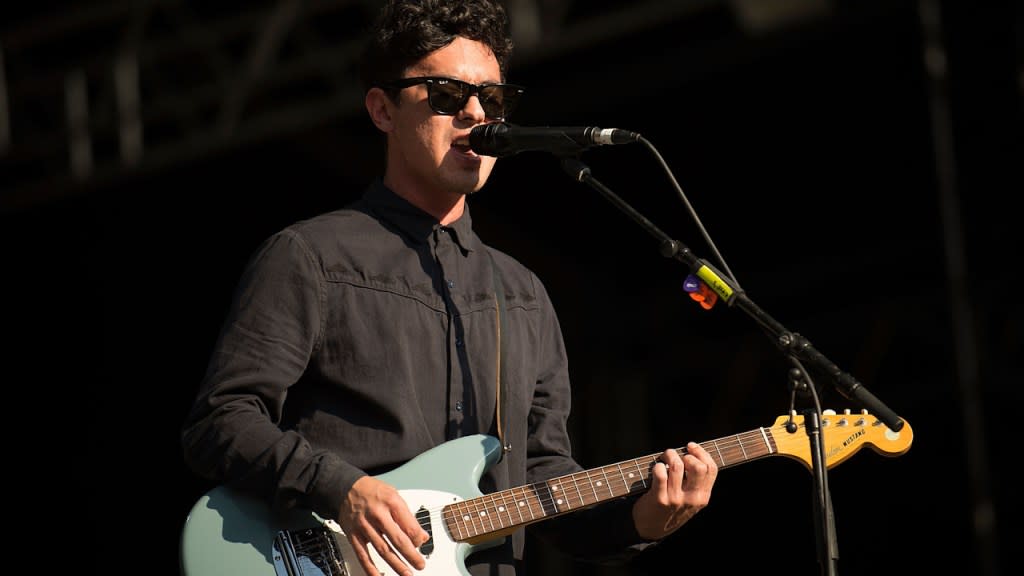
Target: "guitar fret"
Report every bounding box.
[590,473,599,503]
[745,430,768,460]
[513,486,528,523]
[479,497,493,533]
[483,496,496,532]
[506,492,519,525]
[454,502,467,540]
[589,470,602,503]
[570,473,584,509]
[718,434,737,465]
[626,457,643,487]
[708,438,723,467]
[520,483,536,520]
[584,471,598,504]
[459,499,476,538]
[463,500,475,537]
[498,491,515,527]
[551,481,565,511]
[549,481,565,512]
[760,427,775,455]
[552,477,569,508]
[451,500,474,539]
[720,437,740,466]
[500,495,510,528]
[465,498,487,536]
[536,488,545,518]
[463,498,479,537]
[447,501,462,539]
[533,481,554,518]
[642,456,655,489]
[479,491,495,532]
[598,465,614,499]
[615,463,629,495]
[701,429,774,470]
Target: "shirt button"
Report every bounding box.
[455,401,464,412]
[447,279,455,289]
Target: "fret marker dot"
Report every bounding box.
[596,481,603,487]
[479,511,486,517]
[498,506,505,512]
[557,498,563,505]
[552,486,560,492]
[462,515,470,521]
[518,501,525,507]
[628,473,635,478]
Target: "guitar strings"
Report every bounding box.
[416,425,790,540]
[420,414,893,540]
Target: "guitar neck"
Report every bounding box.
[443,426,778,543]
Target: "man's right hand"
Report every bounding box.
[339,475,431,576]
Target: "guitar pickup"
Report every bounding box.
[416,505,434,556]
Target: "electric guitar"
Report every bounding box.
[180,410,912,576]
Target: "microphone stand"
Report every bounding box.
[560,156,905,576]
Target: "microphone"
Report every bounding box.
[469,123,640,157]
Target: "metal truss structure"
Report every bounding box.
[2,0,788,212]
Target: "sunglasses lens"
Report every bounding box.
[479,86,519,120]
[429,81,469,115]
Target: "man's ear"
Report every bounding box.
[365,87,395,132]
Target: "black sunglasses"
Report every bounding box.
[379,76,525,121]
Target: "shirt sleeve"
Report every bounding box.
[529,495,658,565]
[521,273,657,564]
[180,228,365,520]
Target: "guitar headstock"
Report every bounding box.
[770,409,913,470]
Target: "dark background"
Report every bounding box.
[2,0,1019,574]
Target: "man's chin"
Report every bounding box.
[445,171,491,196]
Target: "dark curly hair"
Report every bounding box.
[358,0,515,93]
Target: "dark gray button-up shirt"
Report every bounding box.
[182,180,649,574]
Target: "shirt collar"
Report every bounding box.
[364,179,476,254]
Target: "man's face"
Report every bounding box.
[383,37,502,204]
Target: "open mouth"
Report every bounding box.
[452,136,476,155]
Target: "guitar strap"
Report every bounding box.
[488,250,511,460]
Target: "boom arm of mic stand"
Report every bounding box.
[561,157,905,432]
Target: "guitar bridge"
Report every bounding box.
[272,521,349,576]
